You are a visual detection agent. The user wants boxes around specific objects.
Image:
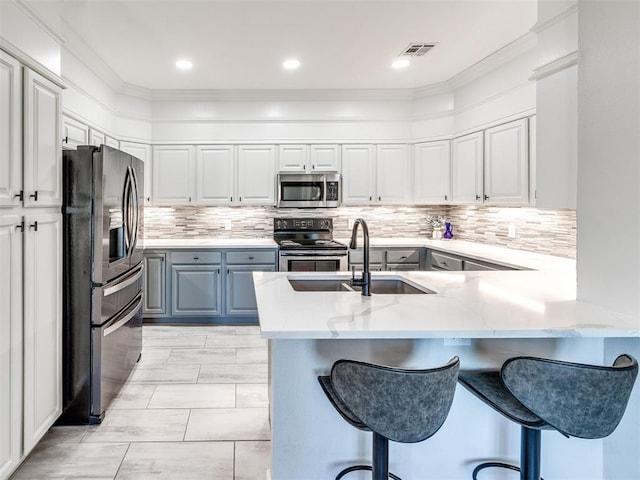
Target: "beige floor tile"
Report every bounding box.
[12,442,128,479]
[198,364,268,384]
[236,384,269,408]
[148,384,235,409]
[143,325,236,337]
[236,347,268,364]
[167,348,236,364]
[184,408,270,441]
[205,335,267,349]
[36,425,89,445]
[234,325,262,335]
[138,347,172,365]
[234,441,271,480]
[82,409,190,443]
[143,335,207,348]
[115,441,234,480]
[108,383,157,410]
[127,364,200,384]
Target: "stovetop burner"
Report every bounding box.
[274,217,347,251]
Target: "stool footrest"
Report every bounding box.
[335,465,402,480]
[472,461,544,480]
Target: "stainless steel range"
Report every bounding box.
[274,217,348,272]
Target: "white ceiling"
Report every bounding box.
[60,0,537,91]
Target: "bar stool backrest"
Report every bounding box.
[501,354,638,439]
[330,356,459,443]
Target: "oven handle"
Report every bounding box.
[279,252,348,259]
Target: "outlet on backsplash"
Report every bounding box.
[508,225,517,238]
[224,220,232,230]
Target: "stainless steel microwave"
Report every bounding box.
[277,173,341,208]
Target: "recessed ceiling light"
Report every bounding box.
[283,58,301,71]
[391,58,410,69]
[175,59,193,71]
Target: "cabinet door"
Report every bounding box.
[171,265,222,316]
[120,142,153,205]
[226,265,276,316]
[484,119,529,204]
[152,145,194,205]
[24,69,62,207]
[309,145,339,172]
[414,141,450,204]
[23,213,62,452]
[237,145,276,205]
[0,216,23,478]
[89,128,106,147]
[143,253,166,315]
[529,115,536,205]
[451,132,483,204]
[0,51,22,208]
[341,145,375,205]
[195,145,235,205]
[278,145,308,172]
[376,144,409,204]
[61,115,88,150]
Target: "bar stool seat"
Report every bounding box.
[318,356,459,480]
[458,354,638,480]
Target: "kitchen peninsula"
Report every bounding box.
[254,241,640,480]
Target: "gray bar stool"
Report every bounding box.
[458,354,638,480]
[318,356,459,480]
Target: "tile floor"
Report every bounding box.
[11,325,271,480]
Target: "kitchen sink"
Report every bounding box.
[288,276,435,295]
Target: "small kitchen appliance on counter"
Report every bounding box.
[274,217,348,271]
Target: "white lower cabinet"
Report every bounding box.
[0,216,23,479]
[22,213,62,453]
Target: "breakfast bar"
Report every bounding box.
[254,246,640,480]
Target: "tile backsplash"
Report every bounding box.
[144,205,576,258]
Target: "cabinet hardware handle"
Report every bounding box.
[62,136,68,144]
[218,268,221,274]
[30,221,38,231]
[369,196,372,201]
[444,194,447,201]
[227,268,229,275]
[484,194,489,201]
[29,191,38,201]
[147,197,150,202]
[378,196,381,201]
[16,221,24,232]
[312,165,315,170]
[189,196,192,202]
[248,256,254,260]
[193,257,199,260]
[14,191,23,201]
[475,194,480,201]
[230,197,233,202]
[239,197,242,202]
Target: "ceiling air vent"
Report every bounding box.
[399,43,436,57]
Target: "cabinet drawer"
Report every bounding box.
[349,249,384,264]
[386,249,420,264]
[226,250,276,265]
[464,260,499,271]
[430,252,462,271]
[387,263,420,271]
[171,251,222,264]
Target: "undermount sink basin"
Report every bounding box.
[288,276,435,295]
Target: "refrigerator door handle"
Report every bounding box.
[102,262,144,297]
[129,165,140,255]
[103,292,143,337]
[123,167,133,256]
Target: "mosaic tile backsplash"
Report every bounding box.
[144,205,576,258]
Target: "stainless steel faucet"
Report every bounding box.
[349,218,371,296]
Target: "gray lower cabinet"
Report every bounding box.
[170,251,223,317]
[143,252,166,316]
[226,265,276,316]
[427,249,516,271]
[349,247,424,271]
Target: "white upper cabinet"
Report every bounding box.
[152,145,194,205]
[120,142,153,205]
[61,114,88,150]
[89,128,105,147]
[376,144,410,203]
[24,69,62,208]
[22,213,62,453]
[341,145,376,205]
[278,144,339,173]
[484,118,529,204]
[237,145,276,205]
[451,132,484,204]
[309,145,340,172]
[195,145,235,205]
[105,136,119,149]
[0,50,22,208]
[414,141,451,204]
[278,145,308,172]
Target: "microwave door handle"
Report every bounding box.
[322,176,327,207]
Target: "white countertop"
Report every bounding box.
[254,240,638,339]
[143,238,277,249]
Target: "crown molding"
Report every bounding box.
[530,51,579,81]
[0,37,65,88]
[530,2,578,34]
[13,0,66,46]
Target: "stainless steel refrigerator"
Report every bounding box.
[60,145,144,424]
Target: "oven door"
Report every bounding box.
[279,251,348,272]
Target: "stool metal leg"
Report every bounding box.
[521,426,541,480]
[335,465,401,480]
[372,432,389,480]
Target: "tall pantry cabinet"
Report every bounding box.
[0,48,63,479]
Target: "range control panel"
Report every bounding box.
[274,218,333,232]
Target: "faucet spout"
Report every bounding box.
[349,218,371,296]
